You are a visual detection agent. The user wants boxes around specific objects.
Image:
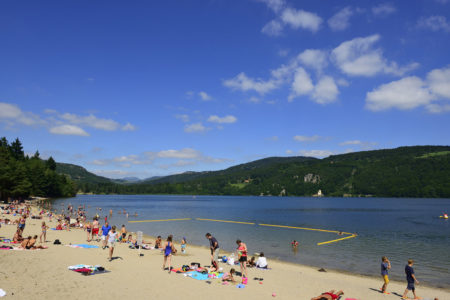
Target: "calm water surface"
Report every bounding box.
[51,195,450,288]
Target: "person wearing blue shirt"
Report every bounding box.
[402,259,419,300]
[380,256,391,294]
[101,221,112,249]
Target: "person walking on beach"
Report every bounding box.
[236,239,248,278]
[380,256,391,294]
[101,221,111,249]
[402,259,419,300]
[162,235,173,273]
[206,233,219,270]
[92,217,99,241]
[107,225,118,261]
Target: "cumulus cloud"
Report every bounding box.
[257,0,285,13]
[60,113,120,131]
[199,91,213,101]
[157,148,201,159]
[281,8,322,32]
[418,16,450,32]
[298,149,334,158]
[49,125,90,136]
[366,66,450,113]
[262,20,284,36]
[328,7,353,31]
[312,76,339,104]
[184,122,208,133]
[223,63,294,94]
[297,49,328,73]
[289,68,314,99]
[207,115,237,124]
[372,3,396,16]
[366,77,434,111]
[331,34,419,77]
[122,123,136,131]
[293,135,321,142]
[339,140,377,149]
[0,102,44,126]
[175,114,190,122]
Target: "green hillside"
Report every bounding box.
[67,146,450,198]
[56,162,112,184]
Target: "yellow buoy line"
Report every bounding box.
[128,218,356,245]
[128,218,191,223]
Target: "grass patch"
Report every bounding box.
[229,183,248,189]
[418,151,450,159]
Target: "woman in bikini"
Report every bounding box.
[40,221,48,243]
[85,221,92,242]
[162,235,173,273]
[311,290,344,300]
[236,239,248,278]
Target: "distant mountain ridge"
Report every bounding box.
[56,146,450,198]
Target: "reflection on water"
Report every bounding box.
[51,195,450,288]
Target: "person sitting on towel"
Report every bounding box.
[256,252,268,269]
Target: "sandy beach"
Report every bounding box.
[1,207,448,300]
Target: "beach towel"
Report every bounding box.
[66,244,99,249]
[0,288,6,297]
[68,265,105,275]
[236,284,246,288]
[185,271,223,281]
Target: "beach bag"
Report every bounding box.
[182,265,190,272]
[227,257,234,265]
[53,239,61,245]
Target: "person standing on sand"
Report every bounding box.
[39,221,48,243]
[162,235,173,273]
[402,259,419,300]
[205,233,219,270]
[101,221,111,249]
[85,221,92,242]
[92,218,99,241]
[380,256,391,294]
[120,225,127,242]
[236,239,248,278]
[107,225,118,261]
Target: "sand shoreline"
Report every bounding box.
[1,205,449,299]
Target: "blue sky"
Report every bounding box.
[1,0,449,179]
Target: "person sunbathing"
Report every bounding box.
[21,236,31,248]
[311,290,344,300]
[13,230,24,242]
[25,235,46,250]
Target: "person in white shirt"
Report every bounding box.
[256,252,268,268]
[107,225,118,261]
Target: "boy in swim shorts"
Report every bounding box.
[402,259,419,300]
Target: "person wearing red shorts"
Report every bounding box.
[311,290,344,300]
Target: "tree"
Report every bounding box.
[46,156,57,171]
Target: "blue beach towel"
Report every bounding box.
[185,271,224,281]
[70,244,99,249]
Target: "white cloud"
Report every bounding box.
[60,113,120,131]
[281,8,322,32]
[175,114,190,122]
[339,140,377,149]
[328,7,353,31]
[293,135,321,142]
[207,115,237,124]
[278,49,289,57]
[427,66,450,98]
[257,0,285,13]
[224,63,294,95]
[266,136,279,142]
[331,34,419,77]
[262,20,284,36]
[199,91,212,101]
[298,149,334,158]
[249,96,261,104]
[286,149,293,155]
[122,122,136,131]
[297,49,328,73]
[0,102,43,126]
[289,67,314,100]
[157,148,201,159]
[339,140,363,146]
[365,77,434,111]
[49,125,90,136]
[223,72,279,94]
[366,66,450,113]
[312,76,339,104]
[184,122,208,133]
[418,16,450,32]
[372,3,396,16]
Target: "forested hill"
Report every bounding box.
[0,137,76,201]
[70,146,450,198]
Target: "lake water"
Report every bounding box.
[51,195,450,288]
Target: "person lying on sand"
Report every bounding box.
[311,290,344,300]
[26,235,45,249]
[20,236,31,248]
